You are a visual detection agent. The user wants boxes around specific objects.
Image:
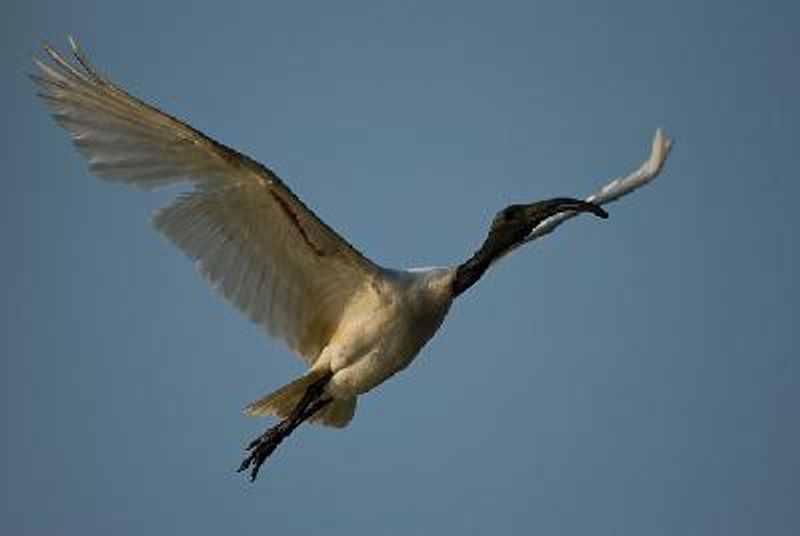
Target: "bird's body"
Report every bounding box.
[33,37,672,480]
[243,266,456,428]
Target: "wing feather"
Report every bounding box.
[33,38,382,363]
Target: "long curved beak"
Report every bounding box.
[525,197,608,222]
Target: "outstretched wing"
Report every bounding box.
[32,37,382,363]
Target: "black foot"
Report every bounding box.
[237,423,287,481]
[237,396,332,482]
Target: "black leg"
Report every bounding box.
[237,374,331,481]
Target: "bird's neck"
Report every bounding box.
[452,230,520,297]
[452,254,490,297]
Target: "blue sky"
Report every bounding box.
[2,1,799,534]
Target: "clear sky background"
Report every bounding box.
[1,1,798,534]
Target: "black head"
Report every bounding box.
[494,198,608,227]
[487,197,607,255]
[452,197,608,296]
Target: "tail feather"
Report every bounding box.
[244,369,356,428]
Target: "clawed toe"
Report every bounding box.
[238,428,283,481]
[237,375,333,482]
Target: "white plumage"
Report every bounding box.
[33,37,672,478]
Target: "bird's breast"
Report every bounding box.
[319,272,454,398]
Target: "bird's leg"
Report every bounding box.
[238,373,332,481]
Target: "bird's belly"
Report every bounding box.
[321,306,448,398]
[327,340,420,397]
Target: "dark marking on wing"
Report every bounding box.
[269,190,326,258]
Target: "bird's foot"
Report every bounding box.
[237,422,288,481]
[237,373,332,482]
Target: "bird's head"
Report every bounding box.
[452,197,608,297]
[487,198,608,252]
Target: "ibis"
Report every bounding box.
[33,38,672,481]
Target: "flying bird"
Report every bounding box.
[32,37,672,481]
